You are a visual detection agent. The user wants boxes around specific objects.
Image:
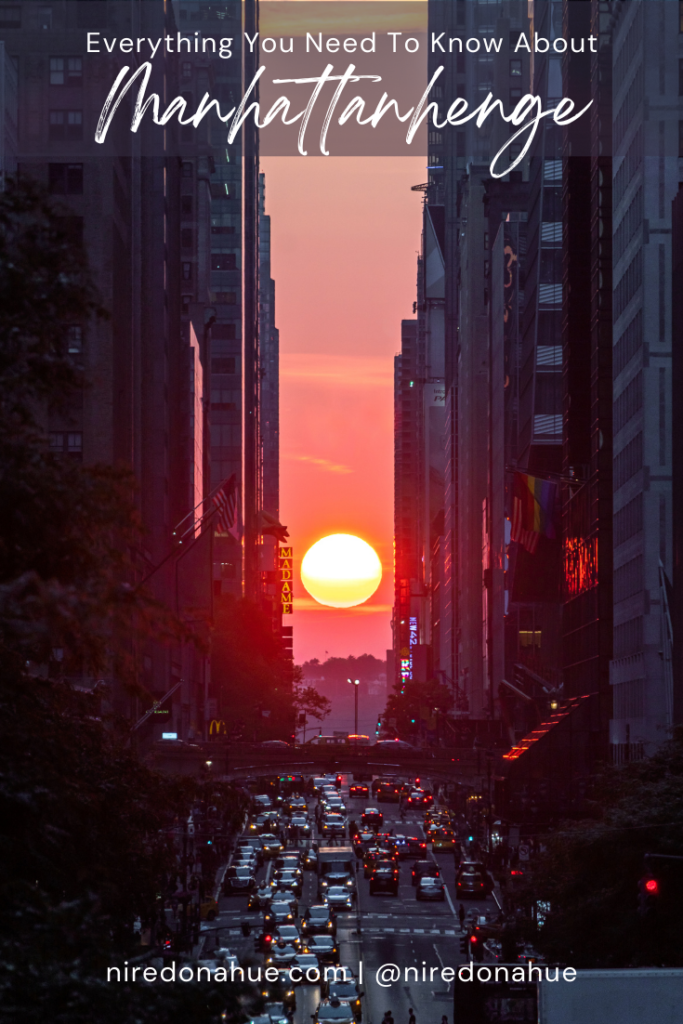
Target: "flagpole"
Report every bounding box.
[171,476,230,538]
[134,507,218,594]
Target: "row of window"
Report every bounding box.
[613,493,643,548]
[614,554,643,603]
[613,309,642,378]
[614,370,643,434]
[49,432,82,454]
[613,248,642,322]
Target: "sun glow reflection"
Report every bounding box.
[300,534,382,608]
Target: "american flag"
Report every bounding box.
[212,475,239,537]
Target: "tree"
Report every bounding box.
[0,178,249,1021]
[383,677,454,738]
[211,595,299,740]
[521,730,683,967]
[293,684,332,723]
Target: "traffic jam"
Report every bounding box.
[196,771,500,1024]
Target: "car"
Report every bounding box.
[312,777,328,792]
[288,952,323,984]
[274,924,302,948]
[272,870,303,897]
[456,870,488,899]
[304,848,318,871]
[303,935,340,965]
[254,794,273,809]
[431,828,456,852]
[351,829,376,857]
[416,876,446,901]
[360,808,383,828]
[301,905,336,936]
[323,796,346,813]
[288,816,312,839]
[275,854,303,874]
[411,860,441,886]
[313,999,356,1024]
[323,885,354,911]
[368,861,399,895]
[374,739,418,752]
[321,814,346,838]
[248,884,272,911]
[223,866,257,894]
[363,847,394,878]
[264,901,298,928]
[269,889,299,913]
[261,834,284,858]
[288,797,308,814]
[266,940,299,967]
[327,975,363,1020]
[393,835,428,860]
[349,784,369,798]
[263,1000,296,1022]
[213,947,240,971]
[457,861,493,894]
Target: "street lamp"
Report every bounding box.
[347,678,360,741]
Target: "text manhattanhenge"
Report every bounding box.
[95,62,591,177]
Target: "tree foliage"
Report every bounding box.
[211,594,299,740]
[293,684,332,723]
[383,677,454,738]
[522,731,683,967]
[0,178,248,1021]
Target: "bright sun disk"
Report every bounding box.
[300,534,382,608]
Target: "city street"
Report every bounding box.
[200,776,496,1024]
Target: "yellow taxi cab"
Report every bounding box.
[200,898,219,921]
[431,828,456,852]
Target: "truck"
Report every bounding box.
[316,845,357,900]
[453,968,683,1023]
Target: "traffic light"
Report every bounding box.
[459,934,469,956]
[470,931,484,962]
[638,874,659,916]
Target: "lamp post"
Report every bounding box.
[347,678,360,741]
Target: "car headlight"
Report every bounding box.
[346,879,353,886]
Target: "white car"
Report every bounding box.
[324,886,354,911]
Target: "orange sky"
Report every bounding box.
[261,155,425,664]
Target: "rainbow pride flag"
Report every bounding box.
[510,473,557,554]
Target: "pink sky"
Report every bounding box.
[261,155,425,664]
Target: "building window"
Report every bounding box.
[66,325,82,354]
[48,162,83,195]
[519,630,541,649]
[181,295,191,315]
[212,357,236,374]
[181,195,193,217]
[680,1,683,32]
[211,253,236,271]
[49,432,63,450]
[67,433,82,454]
[181,228,193,249]
[510,87,522,104]
[216,291,236,305]
[211,225,235,235]
[181,161,193,178]
[50,57,82,86]
[0,5,21,28]
[182,61,193,79]
[182,262,193,281]
[39,6,52,29]
[509,59,522,77]
[49,110,83,141]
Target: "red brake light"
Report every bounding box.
[645,878,659,893]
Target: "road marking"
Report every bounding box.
[414,928,424,933]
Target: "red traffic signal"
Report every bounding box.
[645,878,659,894]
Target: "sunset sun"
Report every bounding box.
[300,534,382,609]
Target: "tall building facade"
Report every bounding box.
[608,0,678,759]
[4,0,283,741]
